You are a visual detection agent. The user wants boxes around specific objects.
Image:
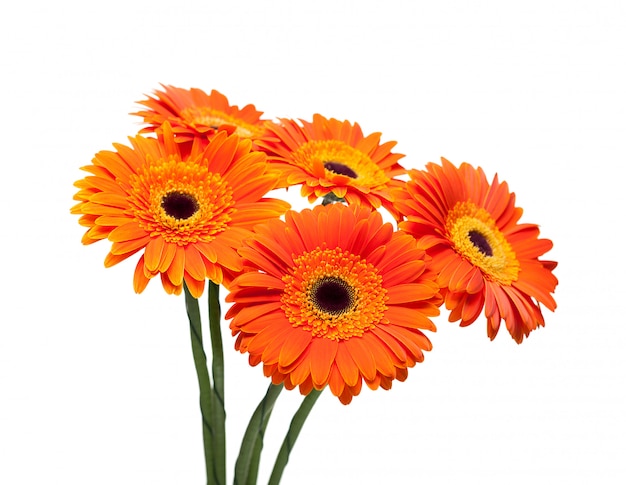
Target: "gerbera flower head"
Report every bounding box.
[394,157,558,343]
[257,114,407,217]
[71,123,290,297]
[133,84,268,143]
[225,203,442,404]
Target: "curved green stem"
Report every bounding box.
[268,390,323,485]
[233,383,283,485]
[321,192,346,205]
[207,281,226,484]
[183,283,216,484]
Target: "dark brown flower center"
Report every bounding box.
[323,161,358,178]
[311,276,356,315]
[161,191,200,220]
[468,230,493,256]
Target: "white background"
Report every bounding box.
[1,1,625,484]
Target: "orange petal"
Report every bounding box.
[289,357,312,386]
[448,259,475,292]
[184,245,206,281]
[231,272,284,290]
[160,272,179,295]
[167,246,185,286]
[461,291,485,324]
[104,247,142,268]
[89,192,128,209]
[383,260,426,287]
[370,327,408,365]
[278,329,313,368]
[247,320,292,356]
[361,333,395,378]
[108,221,146,243]
[184,273,205,298]
[144,237,165,272]
[261,326,297,366]
[386,283,437,304]
[364,374,382,391]
[465,267,485,294]
[158,243,177,272]
[231,310,284,334]
[195,241,219,263]
[335,343,359,387]
[327,363,346,398]
[110,235,151,256]
[385,306,437,331]
[133,256,151,293]
[234,302,285,325]
[344,337,376,382]
[309,338,338,387]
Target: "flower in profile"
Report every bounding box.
[71,123,289,297]
[394,158,558,343]
[226,203,442,404]
[133,84,268,143]
[257,114,407,216]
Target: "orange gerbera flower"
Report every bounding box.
[394,158,558,343]
[257,114,407,216]
[133,84,268,143]
[225,203,442,404]
[71,123,289,297]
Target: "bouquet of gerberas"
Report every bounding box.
[71,85,558,484]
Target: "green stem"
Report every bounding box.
[233,383,284,485]
[321,192,346,205]
[207,281,226,484]
[268,390,323,485]
[244,429,265,485]
[183,283,215,485]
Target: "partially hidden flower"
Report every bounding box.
[394,157,558,343]
[133,84,268,143]
[225,203,442,404]
[257,114,407,216]
[71,123,290,297]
